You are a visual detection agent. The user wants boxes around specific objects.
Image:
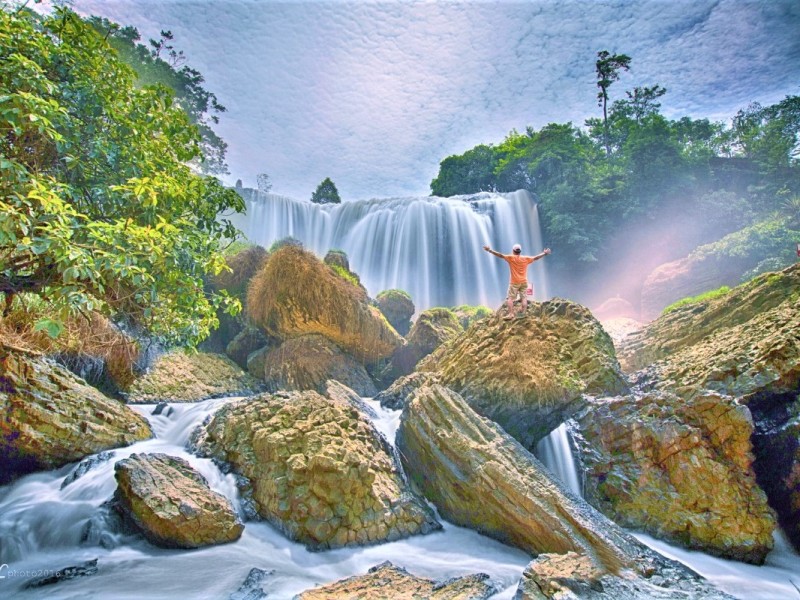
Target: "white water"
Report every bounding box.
[0,398,530,599]
[534,423,582,497]
[231,189,549,310]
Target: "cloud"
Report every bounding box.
[64,0,800,199]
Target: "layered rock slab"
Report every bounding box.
[386,307,463,380]
[192,390,439,549]
[296,561,497,600]
[113,453,243,548]
[418,299,628,446]
[0,348,152,484]
[397,384,733,597]
[571,392,775,563]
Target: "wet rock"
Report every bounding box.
[113,453,243,548]
[295,561,498,599]
[325,379,377,418]
[151,401,173,417]
[247,245,403,362]
[514,552,734,600]
[61,451,115,489]
[124,351,262,403]
[571,392,776,563]
[418,299,628,447]
[398,384,733,596]
[230,567,274,600]
[259,334,377,397]
[375,289,415,336]
[192,390,440,550]
[23,558,99,589]
[386,307,463,380]
[0,349,152,485]
[375,372,439,411]
[226,327,272,371]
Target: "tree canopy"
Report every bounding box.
[310,177,342,204]
[0,7,244,346]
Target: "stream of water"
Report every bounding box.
[2,399,799,599]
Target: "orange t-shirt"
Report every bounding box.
[502,254,536,284]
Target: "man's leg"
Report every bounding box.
[520,295,527,315]
[504,285,515,319]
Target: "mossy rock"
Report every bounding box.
[124,351,262,403]
[375,289,415,336]
[452,304,492,330]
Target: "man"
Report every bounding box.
[483,243,551,319]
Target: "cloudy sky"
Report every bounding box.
[56,0,800,200]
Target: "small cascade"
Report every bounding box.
[230,189,550,309]
[535,422,582,497]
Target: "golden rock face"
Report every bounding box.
[247,245,403,363]
[193,390,439,550]
[0,348,153,484]
[114,452,243,548]
[124,351,261,403]
[418,299,629,447]
[573,392,777,564]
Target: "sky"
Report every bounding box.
[47,0,800,200]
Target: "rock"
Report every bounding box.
[151,402,173,417]
[23,558,99,589]
[325,379,378,418]
[246,345,270,379]
[247,245,402,362]
[296,561,498,600]
[225,326,272,371]
[0,348,152,485]
[113,453,243,548]
[192,390,440,549]
[61,451,115,489]
[618,264,800,551]
[452,304,492,330]
[211,244,269,303]
[387,307,463,379]
[418,299,628,447]
[514,552,734,600]
[375,289,415,336]
[259,334,377,397]
[229,567,274,600]
[323,249,350,271]
[571,392,776,563]
[375,372,439,411]
[398,384,733,597]
[124,351,261,403]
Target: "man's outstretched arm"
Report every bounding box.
[483,245,505,258]
[531,248,552,261]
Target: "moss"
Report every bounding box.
[662,286,732,314]
[329,263,361,287]
[377,289,412,302]
[268,236,303,254]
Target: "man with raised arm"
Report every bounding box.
[483,243,551,319]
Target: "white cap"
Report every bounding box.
[512,244,522,252]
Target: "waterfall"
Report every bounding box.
[230,189,549,310]
[535,423,582,497]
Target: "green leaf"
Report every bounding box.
[33,318,65,340]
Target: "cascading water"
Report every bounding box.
[230,189,549,309]
[534,423,582,498]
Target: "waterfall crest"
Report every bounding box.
[231,190,549,310]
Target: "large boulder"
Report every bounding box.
[386,307,463,380]
[514,551,733,600]
[124,351,261,403]
[247,245,402,362]
[375,372,439,411]
[619,264,800,551]
[418,299,629,447]
[296,561,497,600]
[375,289,415,336]
[113,453,243,548]
[192,390,439,549]
[0,348,152,484]
[258,334,377,397]
[397,384,731,596]
[571,392,776,563]
[225,326,272,371]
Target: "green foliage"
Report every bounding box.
[310,177,341,204]
[329,263,360,287]
[662,286,731,314]
[0,7,244,347]
[431,144,499,196]
[85,16,228,175]
[376,288,412,301]
[267,236,303,253]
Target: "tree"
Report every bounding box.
[595,50,631,156]
[310,177,341,204]
[617,85,667,123]
[430,144,498,196]
[0,7,244,346]
[256,173,272,194]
